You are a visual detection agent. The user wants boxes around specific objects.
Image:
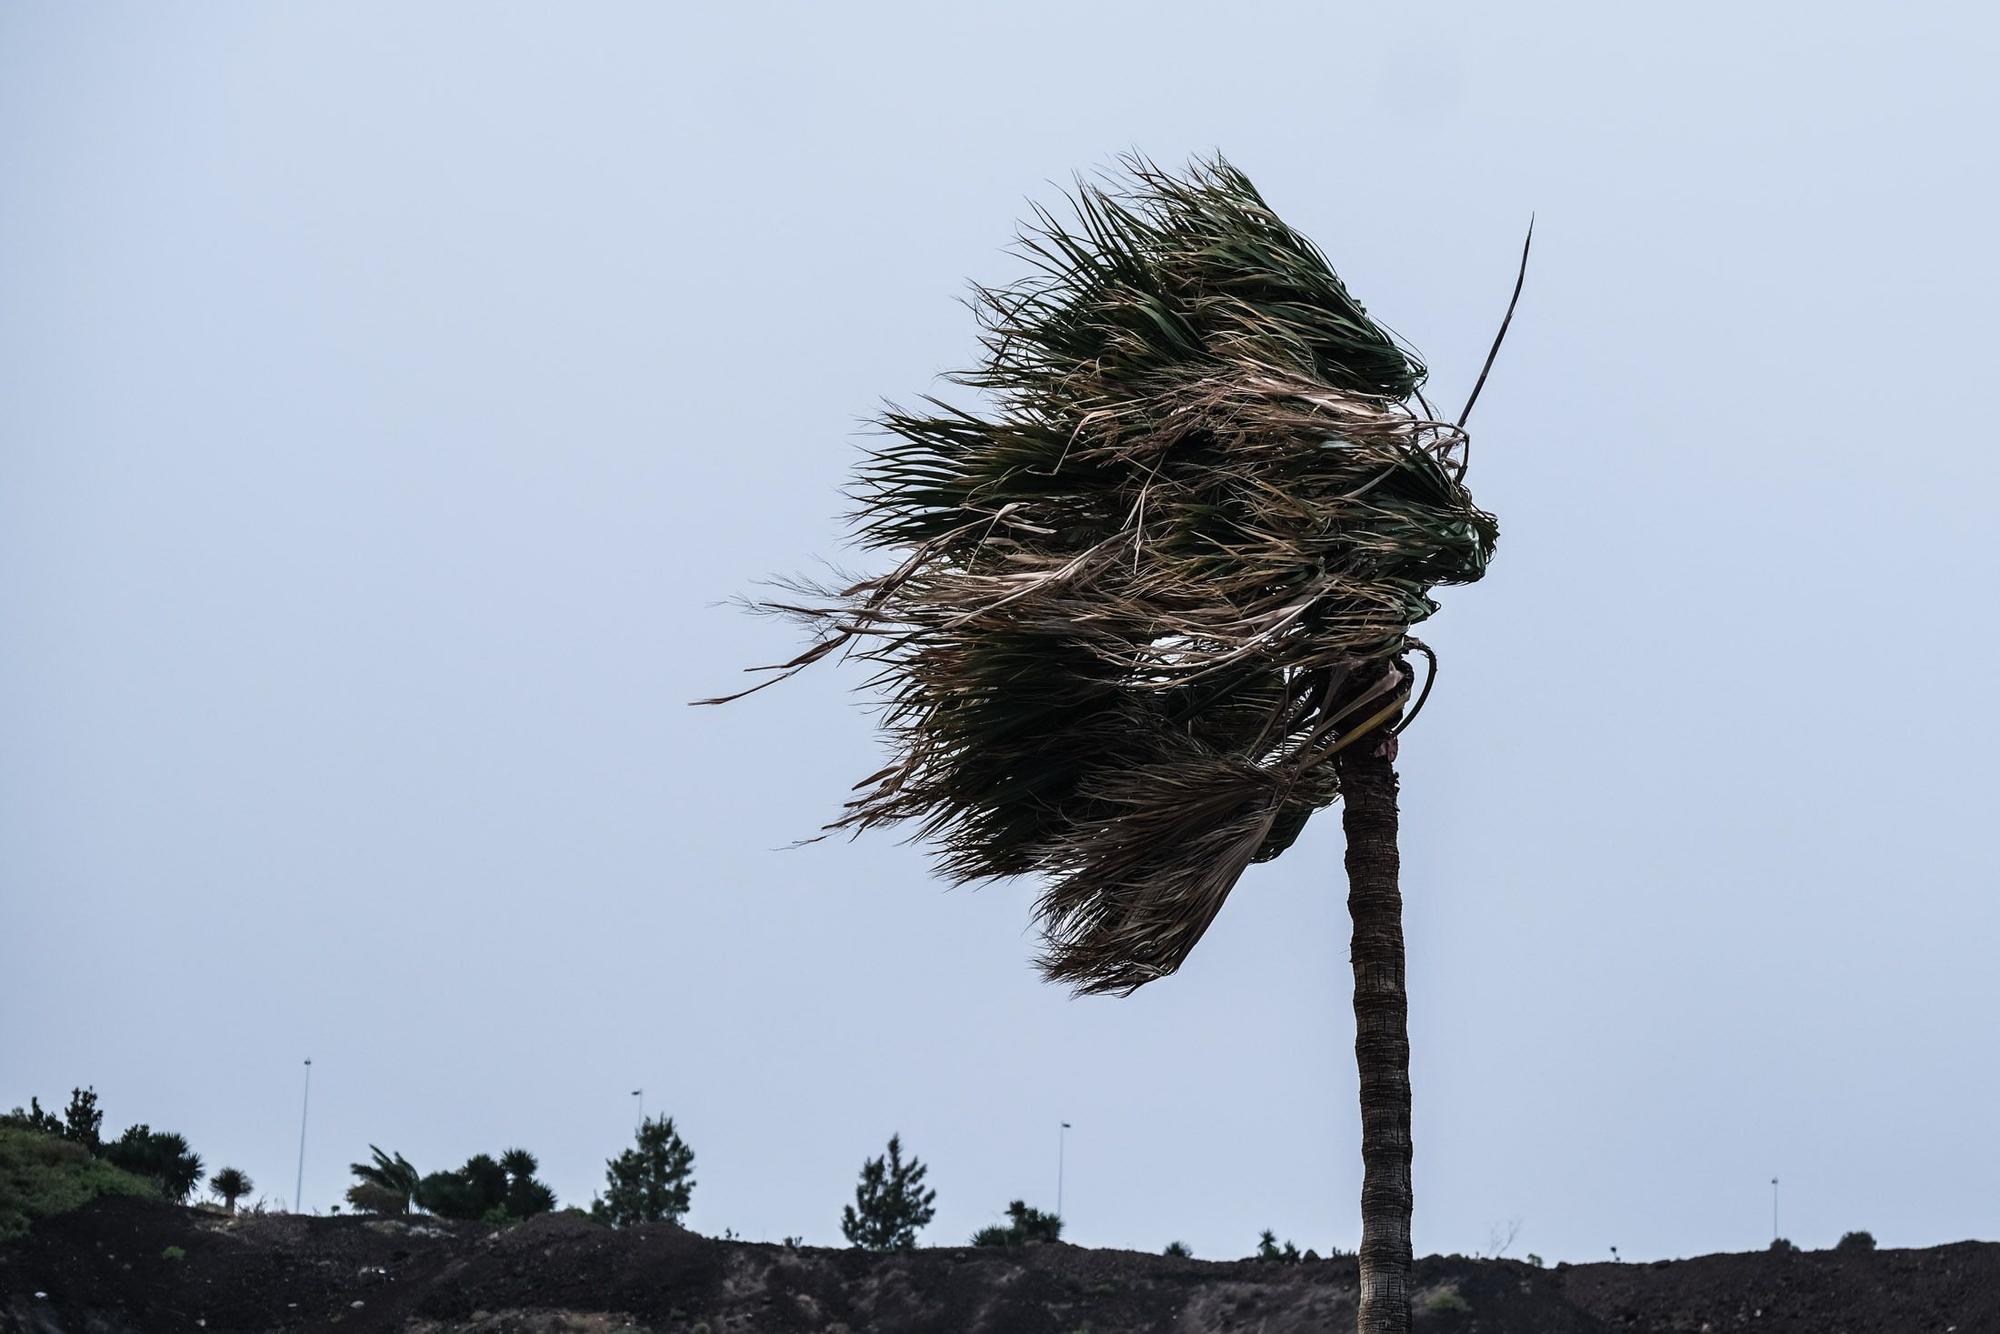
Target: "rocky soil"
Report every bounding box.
[3,1196,1994,1333]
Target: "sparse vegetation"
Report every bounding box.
[839,1133,936,1251]
[161,1245,186,1261]
[971,1200,1063,1247]
[1163,1240,1192,1258]
[1838,1230,1877,1252]
[592,1114,695,1227]
[1770,1237,1799,1253]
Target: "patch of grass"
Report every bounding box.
[161,1245,186,1261]
[1424,1285,1471,1314]
[0,1126,160,1242]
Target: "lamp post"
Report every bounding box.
[1057,1121,1071,1220]
[632,1088,643,1132]
[294,1058,312,1214]
[1771,1177,1779,1243]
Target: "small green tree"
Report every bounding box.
[209,1166,254,1213]
[1164,1240,1192,1258]
[346,1146,421,1215]
[591,1115,695,1227]
[60,1088,103,1152]
[1837,1230,1877,1252]
[105,1126,203,1203]
[839,1133,936,1251]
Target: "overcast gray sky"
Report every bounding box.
[5,1,1997,1264]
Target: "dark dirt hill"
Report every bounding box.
[3,1196,1994,1333]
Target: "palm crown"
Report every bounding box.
[716,155,1494,994]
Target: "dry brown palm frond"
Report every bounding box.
[703,154,1496,993]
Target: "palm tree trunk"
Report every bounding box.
[1338,733,1412,1334]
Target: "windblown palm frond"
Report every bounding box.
[708,155,1495,993]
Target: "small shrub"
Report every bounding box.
[161,1246,186,1262]
[1769,1237,1799,1253]
[971,1201,1062,1247]
[1837,1230,1877,1252]
[1163,1240,1191,1258]
[1525,1252,1544,1268]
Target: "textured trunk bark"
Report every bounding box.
[1338,734,1412,1334]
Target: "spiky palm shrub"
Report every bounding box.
[209,1166,253,1213]
[709,156,1498,1333]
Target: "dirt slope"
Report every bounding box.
[2,1196,1992,1333]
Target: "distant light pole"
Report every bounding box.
[1771,1177,1779,1242]
[632,1088,643,1131]
[1057,1122,1071,1219]
[294,1058,312,1214]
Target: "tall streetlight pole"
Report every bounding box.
[632,1088,643,1132]
[1771,1177,1779,1243]
[1057,1121,1071,1220]
[294,1058,312,1214]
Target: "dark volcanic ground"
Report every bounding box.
[3,1196,1994,1333]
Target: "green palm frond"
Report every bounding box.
[707,154,1496,994]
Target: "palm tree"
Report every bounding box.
[346,1145,421,1215]
[208,1166,254,1213]
[706,156,1502,1333]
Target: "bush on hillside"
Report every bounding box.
[0,1126,158,1241]
[1255,1229,1302,1263]
[104,1126,204,1204]
[420,1150,556,1221]
[2,1088,104,1153]
[971,1200,1062,1247]
[1837,1230,1877,1252]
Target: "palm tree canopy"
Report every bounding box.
[713,156,1495,993]
[350,1145,421,1200]
[209,1166,253,1199]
